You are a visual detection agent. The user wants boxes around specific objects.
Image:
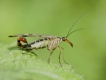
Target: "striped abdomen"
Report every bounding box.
[23,37,62,50]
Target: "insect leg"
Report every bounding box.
[59,52,62,67]
[21,47,37,56]
[58,46,69,65]
[47,50,54,63]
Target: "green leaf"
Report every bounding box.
[0,42,84,80]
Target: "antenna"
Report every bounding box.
[66,11,89,38]
[66,28,84,38]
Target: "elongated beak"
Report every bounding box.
[64,39,73,47]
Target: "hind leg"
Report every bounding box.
[22,48,37,56]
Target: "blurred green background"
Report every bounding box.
[0,0,106,80]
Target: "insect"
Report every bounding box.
[9,11,88,67]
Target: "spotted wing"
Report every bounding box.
[8,34,58,38]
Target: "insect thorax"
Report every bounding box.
[47,37,62,50]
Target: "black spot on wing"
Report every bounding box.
[8,35,14,37]
[22,35,27,37]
